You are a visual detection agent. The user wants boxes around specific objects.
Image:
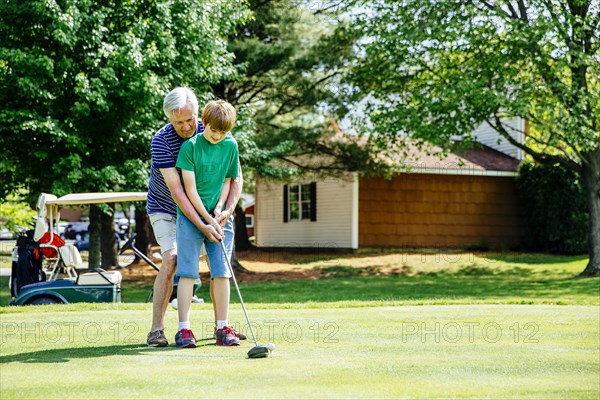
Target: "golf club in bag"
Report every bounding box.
[220,241,275,359]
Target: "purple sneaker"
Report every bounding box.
[215,326,241,346]
[175,329,197,348]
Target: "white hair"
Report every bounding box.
[162,87,199,119]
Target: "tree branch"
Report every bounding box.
[312,1,345,15]
[487,116,582,172]
[516,0,529,22]
[540,0,570,41]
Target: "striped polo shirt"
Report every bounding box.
[147,121,204,216]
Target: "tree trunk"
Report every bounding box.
[230,209,254,274]
[580,149,600,277]
[100,204,117,269]
[134,208,151,260]
[234,204,254,251]
[88,205,102,269]
[231,241,254,274]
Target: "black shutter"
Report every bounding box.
[310,182,317,222]
[283,185,289,223]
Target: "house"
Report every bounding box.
[241,193,255,238]
[254,119,526,250]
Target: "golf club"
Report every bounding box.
[220,240,274,359]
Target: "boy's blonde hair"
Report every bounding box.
[202,100,236,133]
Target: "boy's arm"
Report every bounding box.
[215,163,243,226]
[215,179,231,227]
[181,169,224,237]
[161,167,221,242]
[218,179,231,211]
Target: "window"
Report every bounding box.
[284,182,316,222]
[245,215,254,228]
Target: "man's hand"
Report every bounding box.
[198,222,223,243]
[208,217,224,237]
[214,208,232,227]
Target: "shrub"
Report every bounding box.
[516,162,588,254]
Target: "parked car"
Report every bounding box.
[62,222,89,239]
[114,218,129,240]
[75,232,121,251]
[0,228,16,240]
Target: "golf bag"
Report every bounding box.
[10,229,46,297]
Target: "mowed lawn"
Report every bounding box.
[0,251,599,399]
[0,305,598,399]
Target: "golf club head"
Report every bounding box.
[247,345,271,359]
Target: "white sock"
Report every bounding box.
[217,320,228,329]
[178,321,191,331]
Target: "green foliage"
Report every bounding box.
[346,0,600,274]
[0,0,250,201]
[516,162,588,254]
[216,0,376,181]
[347,0,599,166]
[0,191,36,232]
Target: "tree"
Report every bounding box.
[0,0,249,266]
[211,0,370,258]
[0,191,37,233]
[347,0,600,276]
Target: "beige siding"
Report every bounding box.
[255,175,357,249]
[471,118,525,160]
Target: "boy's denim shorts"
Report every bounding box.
[175,213,234,280]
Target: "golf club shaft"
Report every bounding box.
[220,241,260,347]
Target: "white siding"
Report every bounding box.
[471,118,525,160]
[255,174,358,249]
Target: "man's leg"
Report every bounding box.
[147,213,177,347]
[150,249,176,332]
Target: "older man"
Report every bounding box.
[145,87,243,347]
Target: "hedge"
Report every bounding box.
[516,162,588,254]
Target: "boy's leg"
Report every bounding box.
[212,277,231,325]
[205,217,241,346]
[176,278,195,327]
[174,213,204,348]
[147,213,178,347]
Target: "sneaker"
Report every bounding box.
[215,326,241,346]
[175,329,197,348]
[213,326,247,341]
[147,329,168,347]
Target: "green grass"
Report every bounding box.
[0,305,598,399]
[5,252,597,307]
[1,251,598,398]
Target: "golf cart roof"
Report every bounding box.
[46,192,147,205]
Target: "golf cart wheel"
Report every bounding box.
[29,296,62,305]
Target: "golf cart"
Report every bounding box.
[9,192,198,306]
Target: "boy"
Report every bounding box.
[174,100,241,348]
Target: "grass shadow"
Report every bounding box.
[235,273,599,304]
[0,343,178,364]
[481,253,588,265]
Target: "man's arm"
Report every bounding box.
[160,167,222,242]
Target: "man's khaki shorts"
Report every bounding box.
[148,213,177,255]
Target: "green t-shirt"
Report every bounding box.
[176,133,239,215]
